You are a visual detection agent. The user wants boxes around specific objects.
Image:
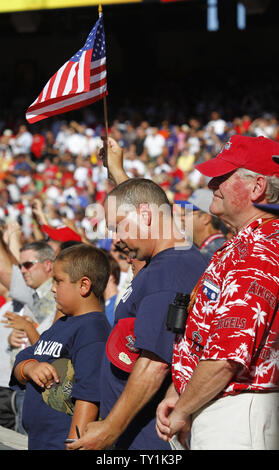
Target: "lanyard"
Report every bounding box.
[199,232,225,251]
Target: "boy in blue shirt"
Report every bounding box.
[10,244,111,450]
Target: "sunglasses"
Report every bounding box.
[18,260,41,270]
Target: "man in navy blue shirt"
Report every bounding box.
[69,138,207,450]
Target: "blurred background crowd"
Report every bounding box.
[0,99,279,246]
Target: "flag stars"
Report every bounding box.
[64,17,105,63]
[26,14,107,124]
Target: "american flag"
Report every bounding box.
[26,14,107,124]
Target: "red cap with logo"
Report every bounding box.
[196,135,279,177]
[106,317,140,373]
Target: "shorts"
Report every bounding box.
[190,392,279,450]
[0,387,17,431]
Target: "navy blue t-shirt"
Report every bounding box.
[10,312,111,450]
[100,246,207,450]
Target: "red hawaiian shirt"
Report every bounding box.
[172,217,279,397]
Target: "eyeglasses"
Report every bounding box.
[18,260,41,270]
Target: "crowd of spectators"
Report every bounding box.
[1,107,279,248]
[0,103,279,250]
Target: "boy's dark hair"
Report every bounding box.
[59,240,83,251]
[56,243,110,298]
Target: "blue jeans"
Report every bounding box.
[15,389,27,435]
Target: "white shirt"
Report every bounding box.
[144,134,165,158]
[11,131,33,155]
[74,166,89,187]
[67,133,86,156]
[81,136,102,158]
[207,118,227,136]
[91,166,108,191]
[124,158,146,178]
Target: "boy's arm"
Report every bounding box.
[14,360,60,388]
[67,400,99,440]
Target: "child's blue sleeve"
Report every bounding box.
[71,340,106,403]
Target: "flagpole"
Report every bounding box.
[98,3,112,180]
[99,4,109,143]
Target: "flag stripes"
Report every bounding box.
[26,15,107,124]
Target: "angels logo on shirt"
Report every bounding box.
[191,331,203,360]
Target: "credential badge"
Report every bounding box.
[202,279,220,301]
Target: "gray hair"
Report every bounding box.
[237,168,279,204]
[20,241,55,262]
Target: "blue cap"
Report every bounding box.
[96,238,113,250]
[174,200,199,211]
[174,188,213,213]
[254,203,279,214]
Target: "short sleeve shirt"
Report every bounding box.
[9,265,34,310]
[100,246,207,450]
[172,218,279,397]
[10,312,110,450]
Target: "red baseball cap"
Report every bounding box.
[196,135,279,177]
[106,317,140,373]
[41,224,82,242]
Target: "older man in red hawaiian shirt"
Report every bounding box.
[156,135,279,450]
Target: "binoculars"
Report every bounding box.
[166,293,191,335]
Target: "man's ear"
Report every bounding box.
[251,175,268,203]
[138,203,152,226]
[200,212,212,226]
[45,259,54,275]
